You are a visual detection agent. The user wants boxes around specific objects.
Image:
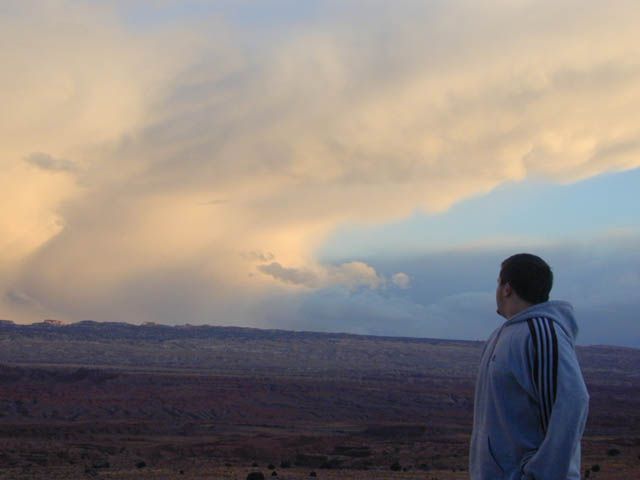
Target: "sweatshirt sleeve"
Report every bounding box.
[520,317,590,480]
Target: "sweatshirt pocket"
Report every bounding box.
[517,449,537,479]
[486,436,505,478]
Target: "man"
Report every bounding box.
[469,253,589,480]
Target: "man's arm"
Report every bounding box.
[520,317,589,480]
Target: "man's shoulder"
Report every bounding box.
[513,315,563,342]
[502,317,558,357]
[505,319,536,344]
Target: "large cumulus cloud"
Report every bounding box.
[2,0,639,335]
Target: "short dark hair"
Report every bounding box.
[499,253,553,304]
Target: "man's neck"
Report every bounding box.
[505,300,533,320]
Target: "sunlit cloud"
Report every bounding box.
[391,273,411,289]
[1,0,639,335]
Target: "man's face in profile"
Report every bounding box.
[495,275,506,318]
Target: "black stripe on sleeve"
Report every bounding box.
[528,318,545,432]
[542,319,554,424]
[527,318,539,393]
[530,316,561,433]
[539,318,550,429]
[548,319,559,405]
[532,317,548,430]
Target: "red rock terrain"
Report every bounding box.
[0,321,638,479]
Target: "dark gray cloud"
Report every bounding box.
[251,236,640,347]
[256,285,500,342]
[359,237,640,347]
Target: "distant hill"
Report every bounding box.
[0,318,474,343]
[0,319,483,378]
[0,320,637,382]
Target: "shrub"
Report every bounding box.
[84,467,98,477]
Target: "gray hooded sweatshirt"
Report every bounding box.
[469,300,589,480]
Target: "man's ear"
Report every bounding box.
[503,282,513,297]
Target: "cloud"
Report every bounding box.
[5,289,39,308]
[241,251,275,263]
[391,272,411,289]
[286,287,431,337]
[327,262,384,290]
[0,0,194,268]
[25,152,78,173]
[259,235,640,346]
[2,0,640,340]
[364,235,640,346]
[258,262,320,288]
[258,260,384,290]
[258,285,497,340]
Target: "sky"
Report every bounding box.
[1,0,639,347]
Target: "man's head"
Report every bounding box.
[496,253,553,319]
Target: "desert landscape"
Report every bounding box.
[0,319,639,479]
[4,2,640,479]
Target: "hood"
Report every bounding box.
[505,300,579,340]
